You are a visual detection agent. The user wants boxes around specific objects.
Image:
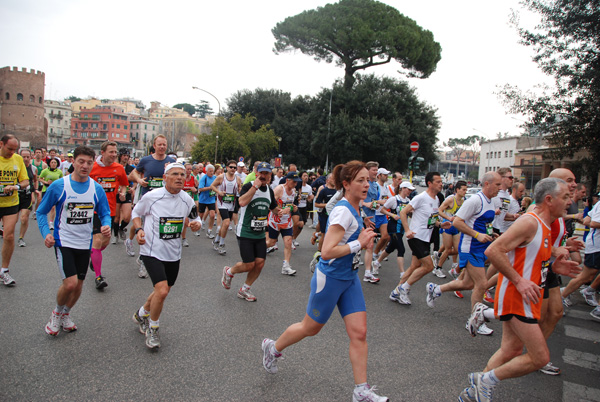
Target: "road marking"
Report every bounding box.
[563,381,600,401]
[564,325,600,342]
[566,309,594,320]
[563,348,600,371]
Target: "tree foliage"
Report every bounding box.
[272,0,442,89]
[65,96,81,102]
[172,103,196,116]
[190,114,278,165]
[499,0,600,180]
[195,100,213,118]
[225,75,440,172]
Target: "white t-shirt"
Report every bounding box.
[499,195,521,233]
[60,160,72,176]
[492,189,511,230]
[375,182,391,216]
[408,191,440,242]
[235,171,247,182]
[132,187,200,262]
[327,198,361,246]
[298,184,312,208]
[585,201,600,254]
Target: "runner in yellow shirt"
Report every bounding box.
[0,135,30,286]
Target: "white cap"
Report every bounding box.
[237,161,245,167]
[164,162,185,174]
[400,181,415,190]
[377,168,391,175]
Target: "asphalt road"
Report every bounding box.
[1,214,599,401]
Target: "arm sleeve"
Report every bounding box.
[455,196,478,221]
[327,206,354,231]
[135,157,146,174]
[326,190,343,215]
[93,182,112,227]
[17,157,28,182]
[36,180,65,239]
[383,197,397,210]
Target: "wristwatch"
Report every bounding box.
[135,227,144,234]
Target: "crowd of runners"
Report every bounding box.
[1,132,599,402]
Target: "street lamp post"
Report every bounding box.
[192,86,221,164]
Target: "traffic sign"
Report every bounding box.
[239,156,244,162]
[410,142,419,152]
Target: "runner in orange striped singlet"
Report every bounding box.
[458,178,581,402]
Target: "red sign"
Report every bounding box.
[410,141,419,152]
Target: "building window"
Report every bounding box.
[123,134,127,139]
[116,133,120,138]
[39,97,42,104]
[29,95,34,102]
[124,125,127,129]
[4,92,9,100]
[117,124,120,129]
[510,150,513,157]
[17,93,23,101]
[505,151,508,157]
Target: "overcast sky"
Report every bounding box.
[1,0,552,147]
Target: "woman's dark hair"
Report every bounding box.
[332,160,366,193]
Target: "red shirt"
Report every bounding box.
[90,162,129,216]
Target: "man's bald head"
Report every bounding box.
[549,168,576,196]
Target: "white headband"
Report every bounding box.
[164,162,185,174]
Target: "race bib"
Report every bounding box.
[66,202,94,224]
[97,177,116,192]
[560,234,568,247]
[0,184,8,197]
[427,213,439,229]
[148,177,163,189]
[209,190,216,197]
[301,192,309,200]
[222,193,235,203]
[500,198,510,211]
[250,216,267,232]
[540,259,550,288]
[159,217,184,239]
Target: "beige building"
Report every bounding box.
[70,98,103,113]
[129,117,159,156]
[45,100,72,152]
[148,101,188,119]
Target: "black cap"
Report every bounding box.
[285,171,301,182]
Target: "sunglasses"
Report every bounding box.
[228,166,236,169]
[504,176,514,179]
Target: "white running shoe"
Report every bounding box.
[218,244,227,255]
[580,288,599,307]
[363,272,380,284]
[431,251,439,267]
[282,261,296,276]
[539,362,561,376]
[125,239,135,257]
[561,287,573,307]
[194,230,201,236]
[352,384,389,402]
[182,238,189,247]
[448,267,460,280]
[292,239,300,248]
[397,287,411,305]
[145,326,161,349]
[111,235,117,245]
[45,311,61,336]
[426,282,440,308]
[476,323,493,336]
[467,302,488,337]
[18,238,26,247]
[0,271,16,286]
[266,245,278,254]
[432,267,446,278]
[137,257,148,278]
[468,372,495,402]
[61,313,77,332]
[371,260,381,276]
[590,306,600,321]
[221,266,233,289]
[262,338,282,374]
